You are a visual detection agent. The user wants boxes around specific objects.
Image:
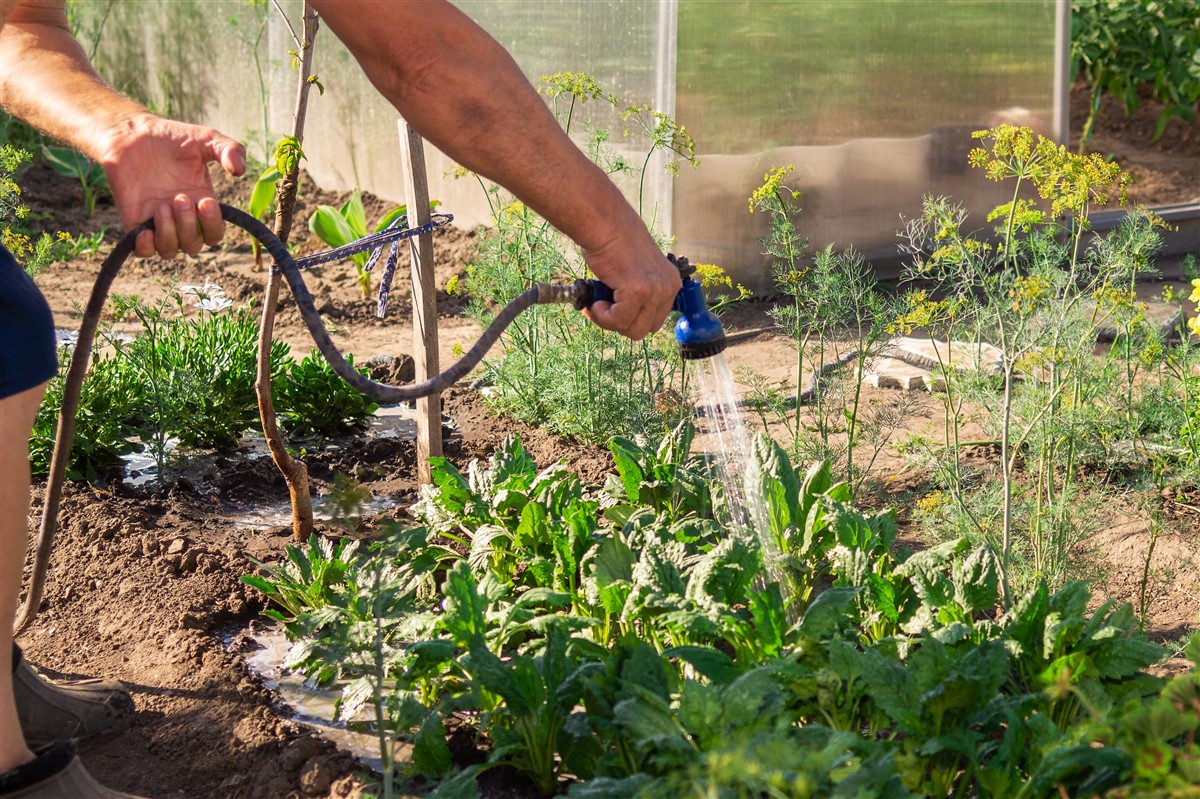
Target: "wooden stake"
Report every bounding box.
[398,119,442,484]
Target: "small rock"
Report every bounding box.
[141,535,161,556]
[299,755,335,796]
[281,736,325,772]
[179,549,200,574]
[166,538,188,556]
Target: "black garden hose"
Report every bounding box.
[15,203,586,635]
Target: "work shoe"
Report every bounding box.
[11,646,134,750]
[0,741,148,798]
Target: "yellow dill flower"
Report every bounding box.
[1189,315,1200,338]
[916,491,948,516]
[749,165,796,213]
[693,263,733,290]
[1189,279,1200,304]
[539,72,611,104]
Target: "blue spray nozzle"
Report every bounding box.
[671,273,727,360]
[576,254,726,360]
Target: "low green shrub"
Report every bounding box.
[244,427,1184,799]
[32,283,379,482]
[29,345,142,482]
[273,350,378,439]
[1072,0,1200,147]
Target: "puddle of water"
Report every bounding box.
[233,494,403,530]
[237,622,391,772]
[114,404,418,486]
[370,403,418,440]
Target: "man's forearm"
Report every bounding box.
[311,0,643,255]
[0,2,149,164]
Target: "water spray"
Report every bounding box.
[17,203,727,633]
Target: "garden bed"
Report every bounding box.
[12,86,1200,798]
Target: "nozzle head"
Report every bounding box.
[677,332,728,360]
[672,274,727,361]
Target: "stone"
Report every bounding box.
[863,358,929,391]
[299,756,335,796]
[166,537,188,556]
[883,336,1004,375]
[1084,300,1185,342]
[281,735,325,772]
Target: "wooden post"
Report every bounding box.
[398,119,442,484]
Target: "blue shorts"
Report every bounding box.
[0,244,57,399]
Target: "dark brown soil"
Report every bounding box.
[11,82,1198,799]
[1070,79,1200,206]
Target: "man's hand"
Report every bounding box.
[98,114,246,259]
[581,231,680,341]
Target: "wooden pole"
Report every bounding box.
[398,119,442,484]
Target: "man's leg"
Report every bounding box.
[1,381,46,773]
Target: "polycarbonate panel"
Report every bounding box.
[674,0,1059,289]
[78,1,1058,291]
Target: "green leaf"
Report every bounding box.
[374,205,409,232]
[664,645,742,684]
[654,419,695,474]
[566,776,651,798]
[747,434,800,550]
[614,690,680,744]
[307,204,356,249]
[428,768,482,799]
[797,586,859,640]
[749,581,787,657]
[953,546,1000,613]
[341,192,366,237]
[413,713,454,777]
[1091,636,1165,680]
[441,562,487,647]
[608,437,645,502]
[247,165,281,221]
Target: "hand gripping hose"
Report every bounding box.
[14,203,589,635]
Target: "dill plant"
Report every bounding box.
[894,124,1184,597]
[0,144,74,278]
[741,166,911,499]
[456,72,698,442]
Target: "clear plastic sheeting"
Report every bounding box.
[674,0,1058,289]
[76,0,1058,290]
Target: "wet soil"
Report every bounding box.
[11,83,1199,798]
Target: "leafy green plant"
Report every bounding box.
[106,283,293,474]
[273,349,378,439]
[1090,635,1200,797]
[1072,0,1200,149]
[307,192,410,298]
[244,422,1179,799]
[242,534,363,624]
[29,343,142,482]
[42,144,109,216]
[604,420,711,523]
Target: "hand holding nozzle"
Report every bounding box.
[575,254,727,360]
